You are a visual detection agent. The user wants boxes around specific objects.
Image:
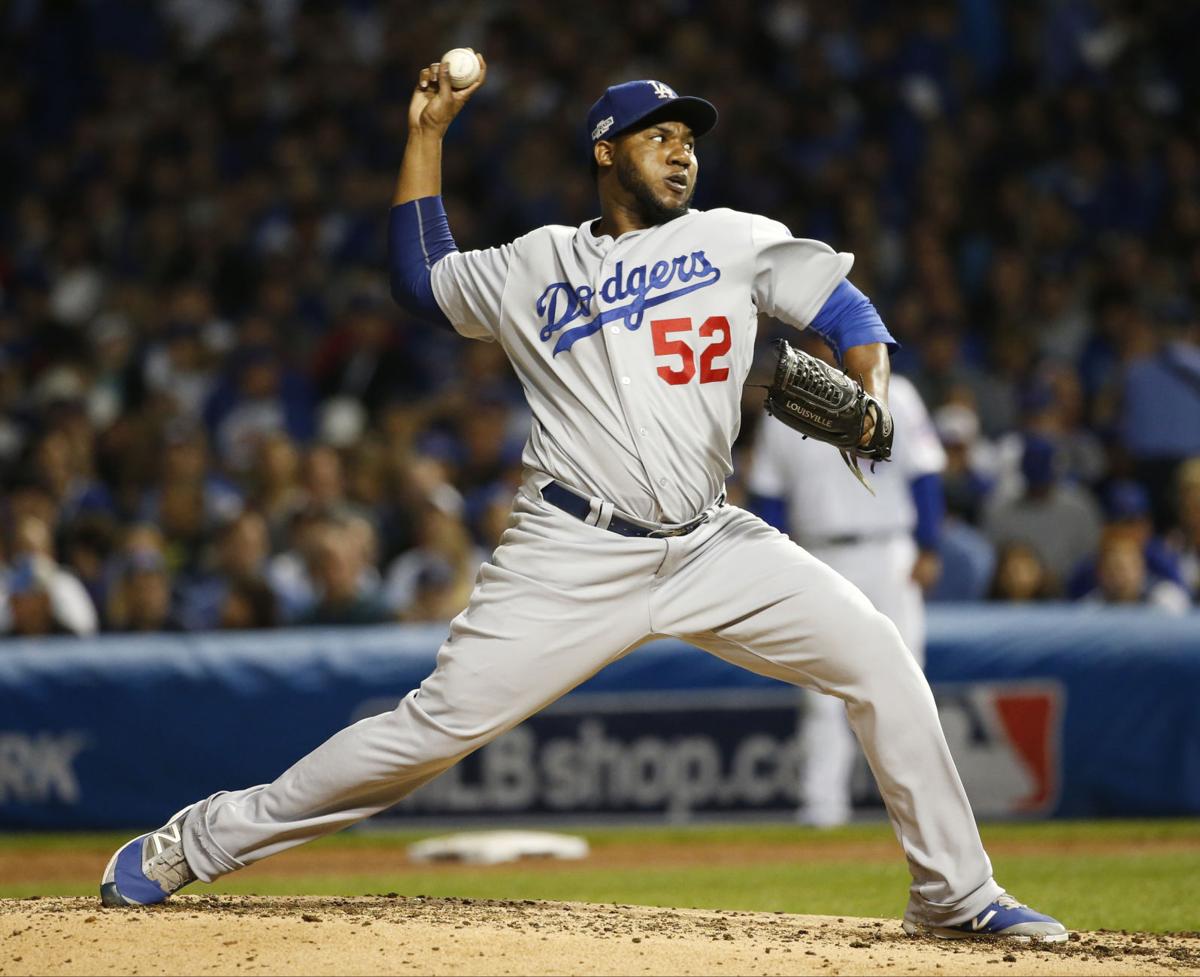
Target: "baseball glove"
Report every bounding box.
[763,338,893,492]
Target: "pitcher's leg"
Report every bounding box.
[664,509,1001,926]
[184,498,660,881]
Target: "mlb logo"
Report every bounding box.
[934,681,1065,817]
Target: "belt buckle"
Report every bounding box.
[648,514,706,539]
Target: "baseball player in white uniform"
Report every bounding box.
[101,59,1066,942]
[749,361,946,827]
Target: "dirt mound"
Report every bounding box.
[2,895,1197,976]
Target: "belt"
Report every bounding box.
[541,481,716,539]
[804,529,908,548]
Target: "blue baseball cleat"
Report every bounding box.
[903,894,1069,943]
[100,806,197,907]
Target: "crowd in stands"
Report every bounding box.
[2,0,1199,637]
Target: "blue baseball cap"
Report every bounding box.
[1104,480,1151,520]
[586,80,718,145]
[1021,434,1059,489]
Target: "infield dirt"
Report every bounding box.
[2,895,1198,977]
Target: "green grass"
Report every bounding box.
[3,819,1198,933]
[6,816,1194,853]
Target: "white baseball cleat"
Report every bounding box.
[99,805,197,907]
[903,894,1069,943]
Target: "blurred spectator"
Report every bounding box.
[61,515,117,626]
[155,481,210,577]
[0,351,27,464]
[299,444,355,517]
[264,513,378,626]
[219,578,279,630]
[1119,309,1200,520]
[1019,367,1106,488]
[1,2,1199,632]
[204,345,316,473]
[1067,480,1184,599]
[32,426,114,523]
[86,313,137,431]
[982,435,1102,593]
[988,542,1055,603]
[472,485,518,551]
[933,403,993,524]
[455,402,522,497]
[404,559,469,624]
[4,556,73,637]
[9,514,98,635]
[299,522,390,627]
[249,432,306,550]
[140,425,243,575]
[384,502,483,620]
[107,549,182,633]
[266,507,329,623]
[142,321,217,422]
[928,519,996,602]
[1082,536,1190,614]
[178,511,272,631]
[312,290,423,418]
[1167,458,1200,599]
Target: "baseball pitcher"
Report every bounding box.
[100,58,1066,943]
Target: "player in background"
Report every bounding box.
[748,334,946,827]
[99,58,1067,943]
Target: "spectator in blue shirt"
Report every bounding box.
[1120,310,1200,521]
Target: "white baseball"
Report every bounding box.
[442,48,482,90]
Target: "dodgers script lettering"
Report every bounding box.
[536,252,721,355]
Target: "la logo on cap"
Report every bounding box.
[649,80,677,100]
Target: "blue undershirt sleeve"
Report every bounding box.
[388,197,458,327]
[910,473,945,551]
[808,280,898,362]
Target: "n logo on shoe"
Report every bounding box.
[971,910,997,931]
[150,823,181,855]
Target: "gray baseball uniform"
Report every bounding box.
[179,208,1003,927]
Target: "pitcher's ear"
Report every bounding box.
[594,140,615,171]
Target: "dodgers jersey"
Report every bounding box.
[749,374,946,542]
[432,208,852,524]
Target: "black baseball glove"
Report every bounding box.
[763,338,893,491]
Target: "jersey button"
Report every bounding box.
[639,427,648,436]
[621,376,631,385]
[658,478,668,487]
[610,326,620,335]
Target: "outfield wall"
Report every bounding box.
[1,606,1198,829]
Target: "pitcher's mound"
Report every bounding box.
[2,895,1196,976]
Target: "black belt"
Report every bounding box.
[805,529,907,547]
[541,481,714,539]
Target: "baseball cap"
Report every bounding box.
[933,404,980,447]
[586,80,718,144]
[1103,480,1151,521]
[1020,434,1059,489]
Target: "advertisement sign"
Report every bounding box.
[0,607,1196,828]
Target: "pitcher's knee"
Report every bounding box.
[381,694,507,765]
[846,603,909,656]
[839,609,926,694]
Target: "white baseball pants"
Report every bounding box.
[181,491,1002,926]
[800,534,925,827]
